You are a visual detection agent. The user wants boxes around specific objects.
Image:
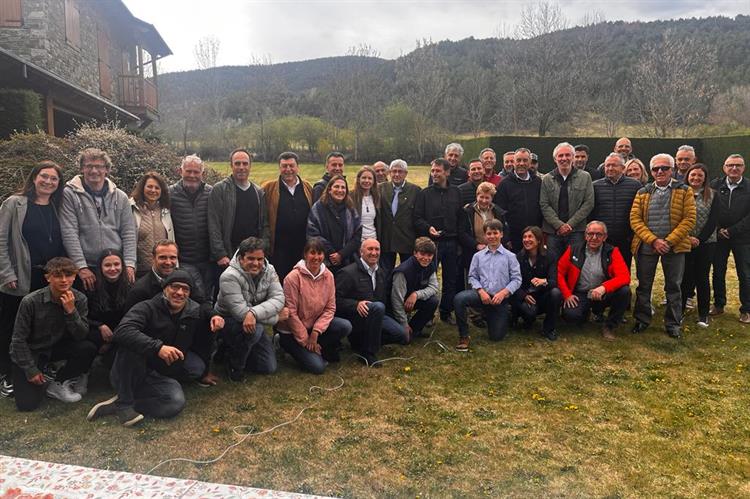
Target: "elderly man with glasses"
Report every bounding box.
[630,154,696,338]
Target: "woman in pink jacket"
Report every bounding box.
[277,238,351,374]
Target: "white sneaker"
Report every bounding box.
[46,379,82,403]
[70,373,89,396]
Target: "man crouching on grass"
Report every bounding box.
[10,257,95,411]
[87,270,224,427]
[453,219,521,351]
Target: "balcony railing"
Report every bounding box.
[117,75,158,113]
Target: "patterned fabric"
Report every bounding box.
[691,190,717,243]
[0,454,329,498]
[136,204,167,272]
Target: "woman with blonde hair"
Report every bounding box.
[625,158,649,185]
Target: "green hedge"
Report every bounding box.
[0,88,43,139]
[462,135,750,177]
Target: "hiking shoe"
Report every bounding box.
[87,395,119,421]
[0,375,13,398]
[46,379,82,403]
[455,336,470,352]
[632,322,648,334]
[667,329,682,339]
[227,364,245,382]
[709,305,724,316]
[118,406,144,427]
[70,373,89,396]
[542,329,558,342]
[740,312,750,324]
[696,316,709,328]
[602,327,616,342]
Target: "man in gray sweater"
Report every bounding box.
[59,148,136,291]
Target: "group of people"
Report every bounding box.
[0,139,747,427]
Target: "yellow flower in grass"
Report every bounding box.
[531,392,545,401]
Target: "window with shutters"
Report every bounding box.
[0,0,22,27]
[64,0,80,48]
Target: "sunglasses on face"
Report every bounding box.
[651,166,671,173]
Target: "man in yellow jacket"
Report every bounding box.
[630,154,696,338]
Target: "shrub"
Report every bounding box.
[0,88,43,138]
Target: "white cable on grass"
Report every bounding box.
[146,375,345,475]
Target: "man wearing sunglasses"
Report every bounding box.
[630,154,696,338]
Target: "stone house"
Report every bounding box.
[0,0,171,135]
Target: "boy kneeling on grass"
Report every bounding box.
[453,219,521,351]
[10,257,95,411]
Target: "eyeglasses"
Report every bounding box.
[83,163,108,170]
[725,164,744,169]
[585,232,606,238]
[650,166,671,173]
[167,283,191,292]
[37,173,59,182]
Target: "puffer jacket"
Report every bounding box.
[215,254,284,324]
[129,198,175,240]
[168,180,212,264]
[277,260,336,345]
[539,168,594,234]
[590,175,642,242]
[629,182,696,254]
[60,176,136,269]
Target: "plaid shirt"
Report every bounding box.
[10,287,88,379]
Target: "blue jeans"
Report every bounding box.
[221,318,277,374]
[511,288,562,334]
[111,347,205,418]
[561,286,630,329]
[406,295,440,336]
[278,317,351,374]
[454,289,511,341]
[340,301,408,355]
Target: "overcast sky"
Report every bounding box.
[122,0,750,74]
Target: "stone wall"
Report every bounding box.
[0,0,132,101]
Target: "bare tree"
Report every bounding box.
[505,1,578,136]
[194,35,220,70]
[631,30,718,137]
[710,85,750,128]
[458,65,496,137]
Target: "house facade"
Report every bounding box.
[0,0,171,135]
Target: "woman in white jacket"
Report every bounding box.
[130,171,174,278]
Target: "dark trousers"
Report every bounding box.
[635,251,685,332]
[436,239,459,316]
[403,295,440,335]
[682,242,716,318]
[511,288,562,334]
[545,231,585,260]
[380,252,412,273]
[13,337,97,412]
[608,236,633,272]
[0,292,23,376]
[454,290,511,341]
[221,319,277,374]
[713,239,750,313]
[181,261,220,302]
[278,317,351,374]
[111,347,204,418]
[561,286,630,329]
[340,301,407,356]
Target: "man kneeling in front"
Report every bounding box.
[87,270,223,426]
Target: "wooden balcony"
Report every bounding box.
[117,75,158,124]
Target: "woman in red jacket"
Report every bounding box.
[276,238,352,374]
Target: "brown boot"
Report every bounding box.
[602,326,616,342]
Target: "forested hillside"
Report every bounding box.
[154,14,750,162]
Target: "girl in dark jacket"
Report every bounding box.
[86,249,131,364]
[511,226,562,340]
[307,175,362,274]
[680,164,719,327]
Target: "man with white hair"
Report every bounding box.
[539,142,595,259]
[372,161,389,184]
[674,145,697,182]
[378,159,421,271]
[429,143,468,187]
[630,153,696,338]
[169,154,215,296]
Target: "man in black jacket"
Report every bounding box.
[87,270,224,427]
[591,153,642,269]
[710,154,750,323]
[169,154,216,297]
[335,239,406,366]
[494,148,543,252]
[312,152,345,202]
[414,158,464,324]
[124,240,220,386]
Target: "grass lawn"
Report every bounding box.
[1,164,747,496]
[1,269,747,497]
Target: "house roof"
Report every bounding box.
[0,47,140,124]
[100,0,172,59]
